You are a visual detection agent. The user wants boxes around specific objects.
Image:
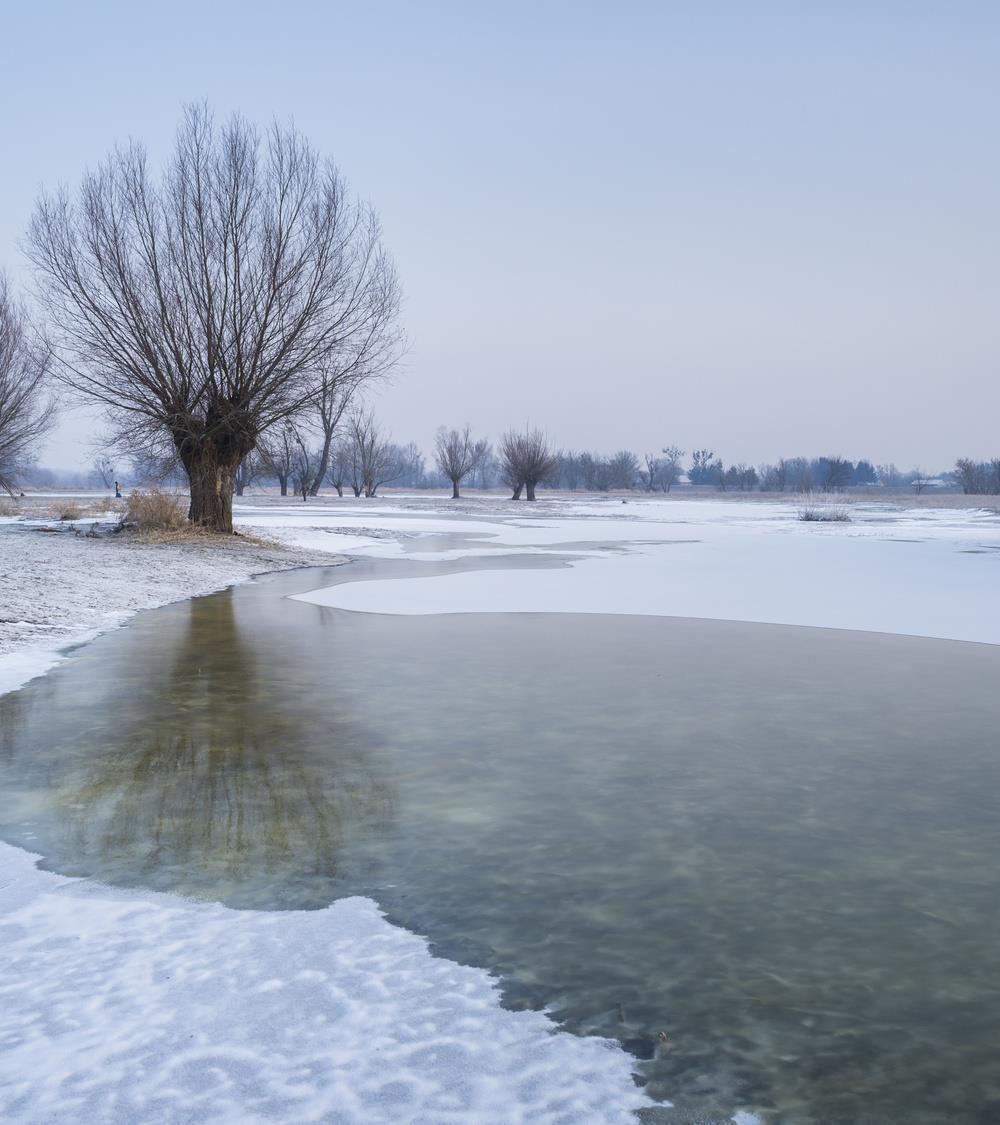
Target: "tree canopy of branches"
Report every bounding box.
[0,273,53,495]
[258,424,297,496]
[499,428,556,501]
[434,424,489,498]
[954,458,1000,495]
[27,104,400,532]
[348,409,400,497]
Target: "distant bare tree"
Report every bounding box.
[325,439,353,497]
[92,453,116,490]
[642,453,661,491]
[660,446,684,492]
[348,410,400,497]
[258,425,297,496]
[876,463,901,488]
[499,428,556,501]
[607,450,639,490]
[0,273,53,495]
[27,104,400,532]
[290,429,320,501]
[434,425,490,498]
[688,449,721,486]
[233,452,260,497]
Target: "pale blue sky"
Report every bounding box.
[2,1,997,469]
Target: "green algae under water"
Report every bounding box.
[2,562,1000,1124]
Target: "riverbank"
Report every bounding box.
[0,519,343,694]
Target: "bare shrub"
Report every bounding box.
[798,505,851,522]
[0,497,21,516]
[49,501,84,521]
[122,489,187,532]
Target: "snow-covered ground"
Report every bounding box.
[2,491,997,1124]
[239,494,1000,645]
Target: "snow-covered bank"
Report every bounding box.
[0,523,340,695]
[233,495,1000,645]
[0,841,651,1124]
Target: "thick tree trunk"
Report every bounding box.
[334,484,344,497]
[352,485,362,497]
[525,481,537,501]
[511,484,523,500]
[451,481,460,499]
[185,452,239,533]
[279,475,288,497]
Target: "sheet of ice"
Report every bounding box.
[256,497,1000,645]
[0,842,654,1124]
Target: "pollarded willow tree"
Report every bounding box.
[499,428,556,501]
[27,104,401,532]
[434,424,490,499]
[0,272,53,494]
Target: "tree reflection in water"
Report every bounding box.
[0,590,393,909]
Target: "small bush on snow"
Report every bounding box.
[50,501,85,521]
[122,489,187,532]
[798,505,851,523]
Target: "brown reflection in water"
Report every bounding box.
[1,591,393,907]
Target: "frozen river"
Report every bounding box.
[2,550,999,1122]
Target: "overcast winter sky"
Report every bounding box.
[1,1,997,471]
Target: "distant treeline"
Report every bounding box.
[26,445,1000,497]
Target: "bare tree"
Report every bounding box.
[290,429,319,501]
[660,446,684,492]
[0,273,53,495]
[27,104,400,533]
[348,409,400,497]
[434,424,489,498]
[233,451,261,497]
[499,428,556,501]
[325,438,353,497]
[606,450,639,490]
[643,453,662,491]
[258,424,297,496]
[92,453,116,490]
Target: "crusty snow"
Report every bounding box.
[0,841,651,1124]
[5,489,993,1124]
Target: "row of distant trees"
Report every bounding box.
[54,434,991,499]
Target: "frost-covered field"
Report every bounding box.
[1,492,997,1123]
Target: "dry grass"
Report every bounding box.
[49,501,86,521]
[0,497,21,517]
[122,489,188,532]
[798,505,851,523]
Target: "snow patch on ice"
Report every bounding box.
[0,840,654,1123]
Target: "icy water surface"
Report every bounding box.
[2,563,1000,1124]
